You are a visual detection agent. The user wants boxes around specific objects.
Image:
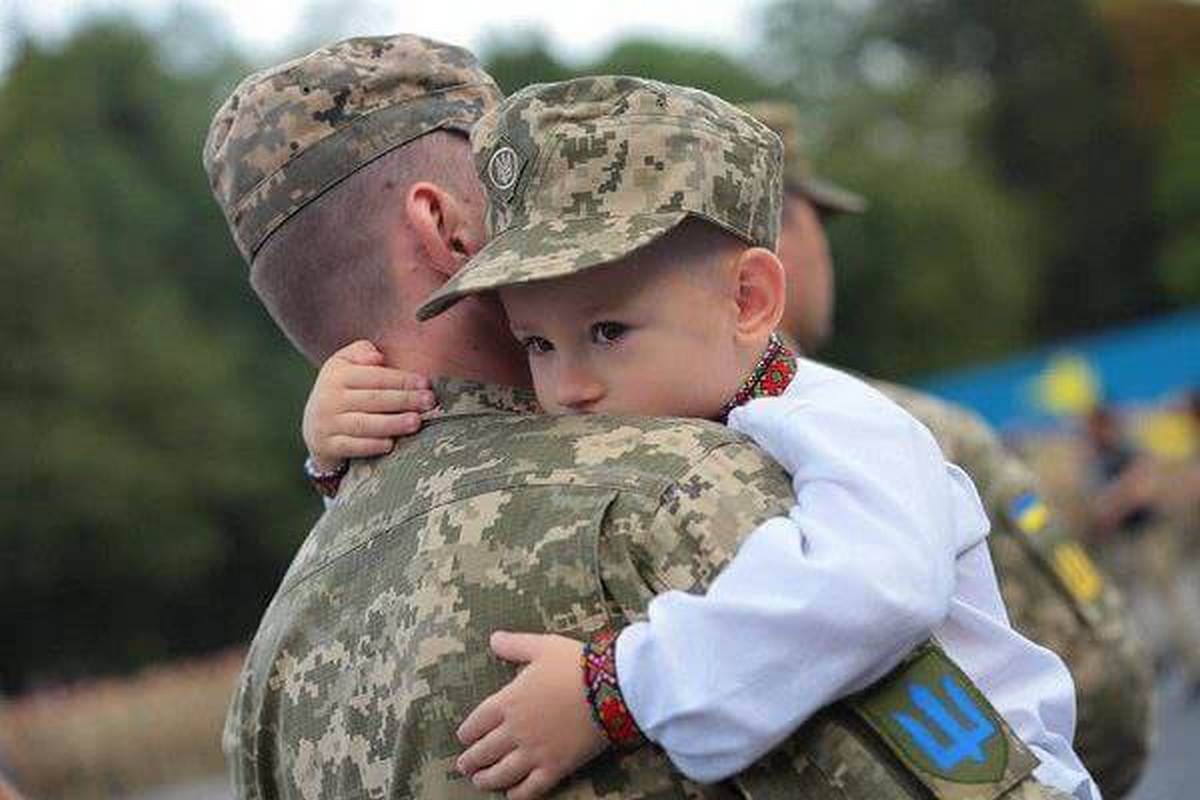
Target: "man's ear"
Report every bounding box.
[405,182,484,278]
[732,248,787,345]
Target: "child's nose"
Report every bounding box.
[556,367,604,413]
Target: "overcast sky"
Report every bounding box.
[3,0,765,66]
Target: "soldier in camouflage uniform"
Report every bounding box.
[205,37,1073,800]
[743,101,1155,798]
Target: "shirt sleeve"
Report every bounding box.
[617,387,990,783]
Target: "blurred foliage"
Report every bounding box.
[1,1,1194,690]
[768,0,1163,340]
[1155,73,1200,305]
[482,31,778,100]
[1100,0,1200,133]
[817,81,1036,377]
[0,21,317,692]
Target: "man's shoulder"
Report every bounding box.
[296,411,787,578]
[356,410,773,498]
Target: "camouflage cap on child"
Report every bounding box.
[416,75,783,320]
[203,34,501,265]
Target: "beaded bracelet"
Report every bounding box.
[303,456,348,498]
[581,629,647,750]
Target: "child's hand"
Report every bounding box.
[301,339,436,471]
[456,632,608,799]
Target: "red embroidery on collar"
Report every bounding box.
[718,333,797,422]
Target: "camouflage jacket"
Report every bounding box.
[224,379,1065,800]
[871,379,1154,799]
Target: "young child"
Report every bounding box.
[301,77,1096,800]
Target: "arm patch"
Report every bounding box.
[849,643,1039,798]
[1006,492,1106,615]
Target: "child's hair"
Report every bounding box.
[621,216,748,287]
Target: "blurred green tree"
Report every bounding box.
[479,30,576,93]
[1153,73,1200,305]
[0,21,316,691]
[817,78,1037,378]
[1099,1,1200,307]
[1100,0,1200,133]
[482,33,778,101]
[849,0,1165,338]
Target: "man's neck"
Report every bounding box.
[379,300,531,389]
[386,346,522,387]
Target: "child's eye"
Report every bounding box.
[591,322,628,345]
[521,336,554,355]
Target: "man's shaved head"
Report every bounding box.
[251,131,478,364]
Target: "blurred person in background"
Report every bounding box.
[1173,392,1200,541]
[1085,402,1200,696]
[1086,405,1158,538]
[745,100,1156,798]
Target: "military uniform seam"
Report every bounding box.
[551,112,767,141]
[279,477,671,595]
[636,439,779,593]
[491,209,685,235]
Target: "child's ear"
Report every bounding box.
[405,182,484,278]
[732,248,787,345]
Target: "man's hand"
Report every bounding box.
[301,340,436,472]
[456,632,609,800]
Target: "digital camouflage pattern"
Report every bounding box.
[871,379,1154,799]
[225,378,1070,800]
[416,76,784,320]
[203,34,501,264]
[739,101,866,215]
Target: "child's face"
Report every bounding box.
[500,256,743,418]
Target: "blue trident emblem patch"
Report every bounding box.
[892,676,997,771]
[852,646,1026,787]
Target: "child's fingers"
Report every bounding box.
[395,371,431,391]
[339,364,428,391]
[324,435,395,460]
[347,389,437,414]
[489,631,548,664]
[332,339,386,366]
[457,693,505,745]
[456,726,517,775]
[337,413,421,440]
[507,768,556,800]
[470,751,532,792]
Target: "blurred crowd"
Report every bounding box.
[1076,393,1200,690]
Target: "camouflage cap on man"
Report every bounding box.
[203,34,502,265]
[741,100,866,215]
[416,76,783,321]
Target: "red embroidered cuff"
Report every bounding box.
[581,629,646,750]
